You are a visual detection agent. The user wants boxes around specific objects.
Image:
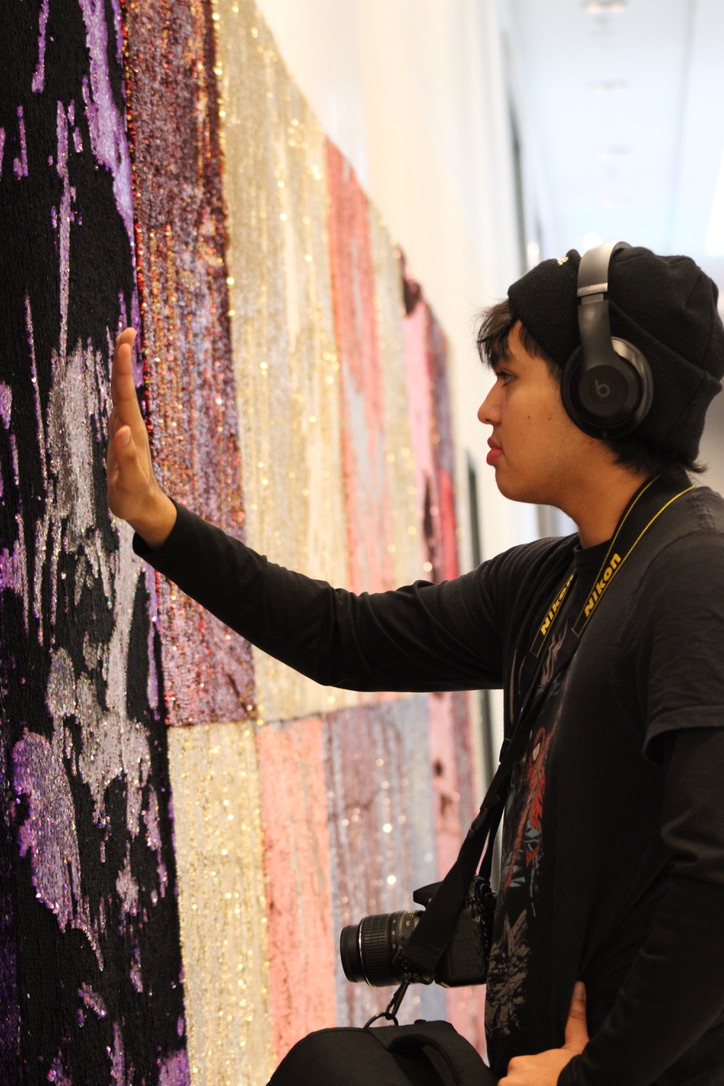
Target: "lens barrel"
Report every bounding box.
[339,910,420,987]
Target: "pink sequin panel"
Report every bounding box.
[427,309,459,581]
[257,718,337,1060]
[428,691,486,1050]
[324,697,447,1027]
[325,141,396,594]
[124,0,255,726]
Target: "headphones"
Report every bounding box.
[561,240,653,437]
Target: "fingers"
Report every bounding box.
[108,327,149,462]
[564,981,589,1051]
[111,423,133,464]
[107,328,150,521]
[107,419,141,504]
[497,985,589,1085]
[106,330,176,545]
[110,327,139,414]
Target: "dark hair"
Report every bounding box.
[476,299,703,477]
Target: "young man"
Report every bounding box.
[108,243,724,1084]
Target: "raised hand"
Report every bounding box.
[107,328,177,548]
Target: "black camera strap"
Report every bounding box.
[392,706,528,982]
[394,472,694,983]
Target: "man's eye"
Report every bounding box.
[498,370,514,385]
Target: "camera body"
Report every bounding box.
[340,875,496,988]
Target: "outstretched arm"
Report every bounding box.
[107,328,177,548]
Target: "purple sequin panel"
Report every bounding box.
[0,1,188,1080]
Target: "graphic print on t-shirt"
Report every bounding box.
[485,618,572,1041]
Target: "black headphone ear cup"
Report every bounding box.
[562,338,653,438]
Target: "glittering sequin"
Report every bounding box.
[166,722,274,1084]
[403,270,460,582]
[256,717,336,1060]
[324,697,447,1026]
[326,141,396,594]
[124,0,255,727]
[214,0,354,724]
[1,0,187,1077]
[366,218,422,586]
[2,0,480,1079]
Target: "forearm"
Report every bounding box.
[560,879,724,1085]
[135,503,501,692]
[560,728,724,1086]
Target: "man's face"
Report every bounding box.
[478,322,599,510]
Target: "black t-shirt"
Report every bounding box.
[485,540,668,1076]
[485,545,606,1056]
[136,482,724,1085]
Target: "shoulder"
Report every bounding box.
[674,483,724,537]
[636,485,724,590]
[481,533,578,577]
[624,487,724,737]
[471,534,578,642]
[473,533,577,599]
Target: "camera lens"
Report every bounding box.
[339,910,420,987]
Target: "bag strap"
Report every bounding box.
[394,706,530,981]
[371,1020,495,1086]
[397,649,549,983]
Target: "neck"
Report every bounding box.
[566,467,651,548]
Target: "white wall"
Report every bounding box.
[700,392,724,497]
[254,0,542,564]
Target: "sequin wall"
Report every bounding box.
[2,0,482,1083]
[0,1,187,1083]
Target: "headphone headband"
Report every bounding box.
[576,241,627,298]
[561,241,653,438]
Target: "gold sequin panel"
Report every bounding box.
[214,0,352,723]
[166,722,275,1085]
[366,216,422,587]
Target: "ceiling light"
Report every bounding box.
[601,196,629,210]
[583,1,627,13]
[590,80,628,94]
[595,146,630,159]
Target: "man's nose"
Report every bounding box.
[478,387,499,425]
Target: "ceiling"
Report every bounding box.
[506,0,724,485]
[507,0,724,298]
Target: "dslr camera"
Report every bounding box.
[339,875,496,988]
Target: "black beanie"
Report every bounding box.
[507,245,724,461]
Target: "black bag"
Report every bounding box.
[266,1019,495,1085]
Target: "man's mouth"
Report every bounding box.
[486,439,502,466]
